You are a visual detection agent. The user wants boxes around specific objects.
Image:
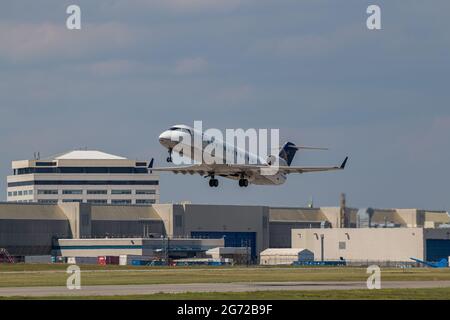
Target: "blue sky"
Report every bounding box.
[1,1,449,209]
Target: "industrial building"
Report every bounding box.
[56,238,224,260]
[6,150,159,205]
[0,201,449,264]
[0,202,269,261]
[292,228,450,263]
[267,205,450,248]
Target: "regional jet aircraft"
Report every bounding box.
[152,124,348,187]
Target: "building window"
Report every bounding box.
[135,162,147,167]
[38,189,58,195]
[28,190,33,195]
[111,199,131,205]
[62,190,83,195]
[8,180,159,187]
[87,190,107,195]
[13,191,18,196]
[35,161,56,166]
[62,199,83,203]
[339,241,346,250]
[16,166,149,174]
[38,199,58,204]
[18,190,23,196]
[87,199,107,204]
[111,190,132,195]
[136,199,155,204]
[136,190,156,195]
[7,192,12,197]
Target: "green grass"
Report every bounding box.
[0,264,450,288]
[4,288,450,300]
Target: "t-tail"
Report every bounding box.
[278,142,298,166]
[279,142,328,166]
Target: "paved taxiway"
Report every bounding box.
[1,281,450,297]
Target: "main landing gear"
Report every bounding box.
[166,148,173,163]
[238,178,249,187]
[209,176,219,187]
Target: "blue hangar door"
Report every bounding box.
[191,231,257,259]
[426,239,450,261]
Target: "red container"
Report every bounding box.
[97,256,106,265]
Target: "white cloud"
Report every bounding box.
[0,22,141,62]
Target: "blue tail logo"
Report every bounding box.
[279,142,297,166]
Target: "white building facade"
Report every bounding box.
[7,150,159,205]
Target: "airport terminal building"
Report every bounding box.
[6,150,159,205]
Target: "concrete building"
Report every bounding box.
[292,228,450,263]
[7,150,159,205]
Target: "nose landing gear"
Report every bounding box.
[166,148,173,163]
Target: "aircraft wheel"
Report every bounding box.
[209,179,219,187]
[243,179,248,187]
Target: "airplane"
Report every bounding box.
[152,124,348,188]
[410,257,448,268]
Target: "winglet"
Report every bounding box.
[148,158,154,173]
[340,156,348,169]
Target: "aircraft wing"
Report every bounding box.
[151,163,261,176]
[151,157,347,176]
[277,157,348,175]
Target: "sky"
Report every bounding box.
[0,1,449,209]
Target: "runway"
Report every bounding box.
[1,281,450,297]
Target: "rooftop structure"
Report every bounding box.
[7,150,159,205]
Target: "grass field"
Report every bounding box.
[0,264,450,288]
[3,288,450,300]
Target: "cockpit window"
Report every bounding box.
[169,127,192,135]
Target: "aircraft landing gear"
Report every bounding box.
[238,178,249,187]
[166,148,173,163]
[209,177,219,187]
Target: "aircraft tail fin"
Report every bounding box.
[438,258,448,267]
[278,142,298,166]
[148,158,154,173]
[279,142,328,166]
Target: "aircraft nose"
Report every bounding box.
[159,131,172,146]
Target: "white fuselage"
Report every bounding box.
[158,125,287,185]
